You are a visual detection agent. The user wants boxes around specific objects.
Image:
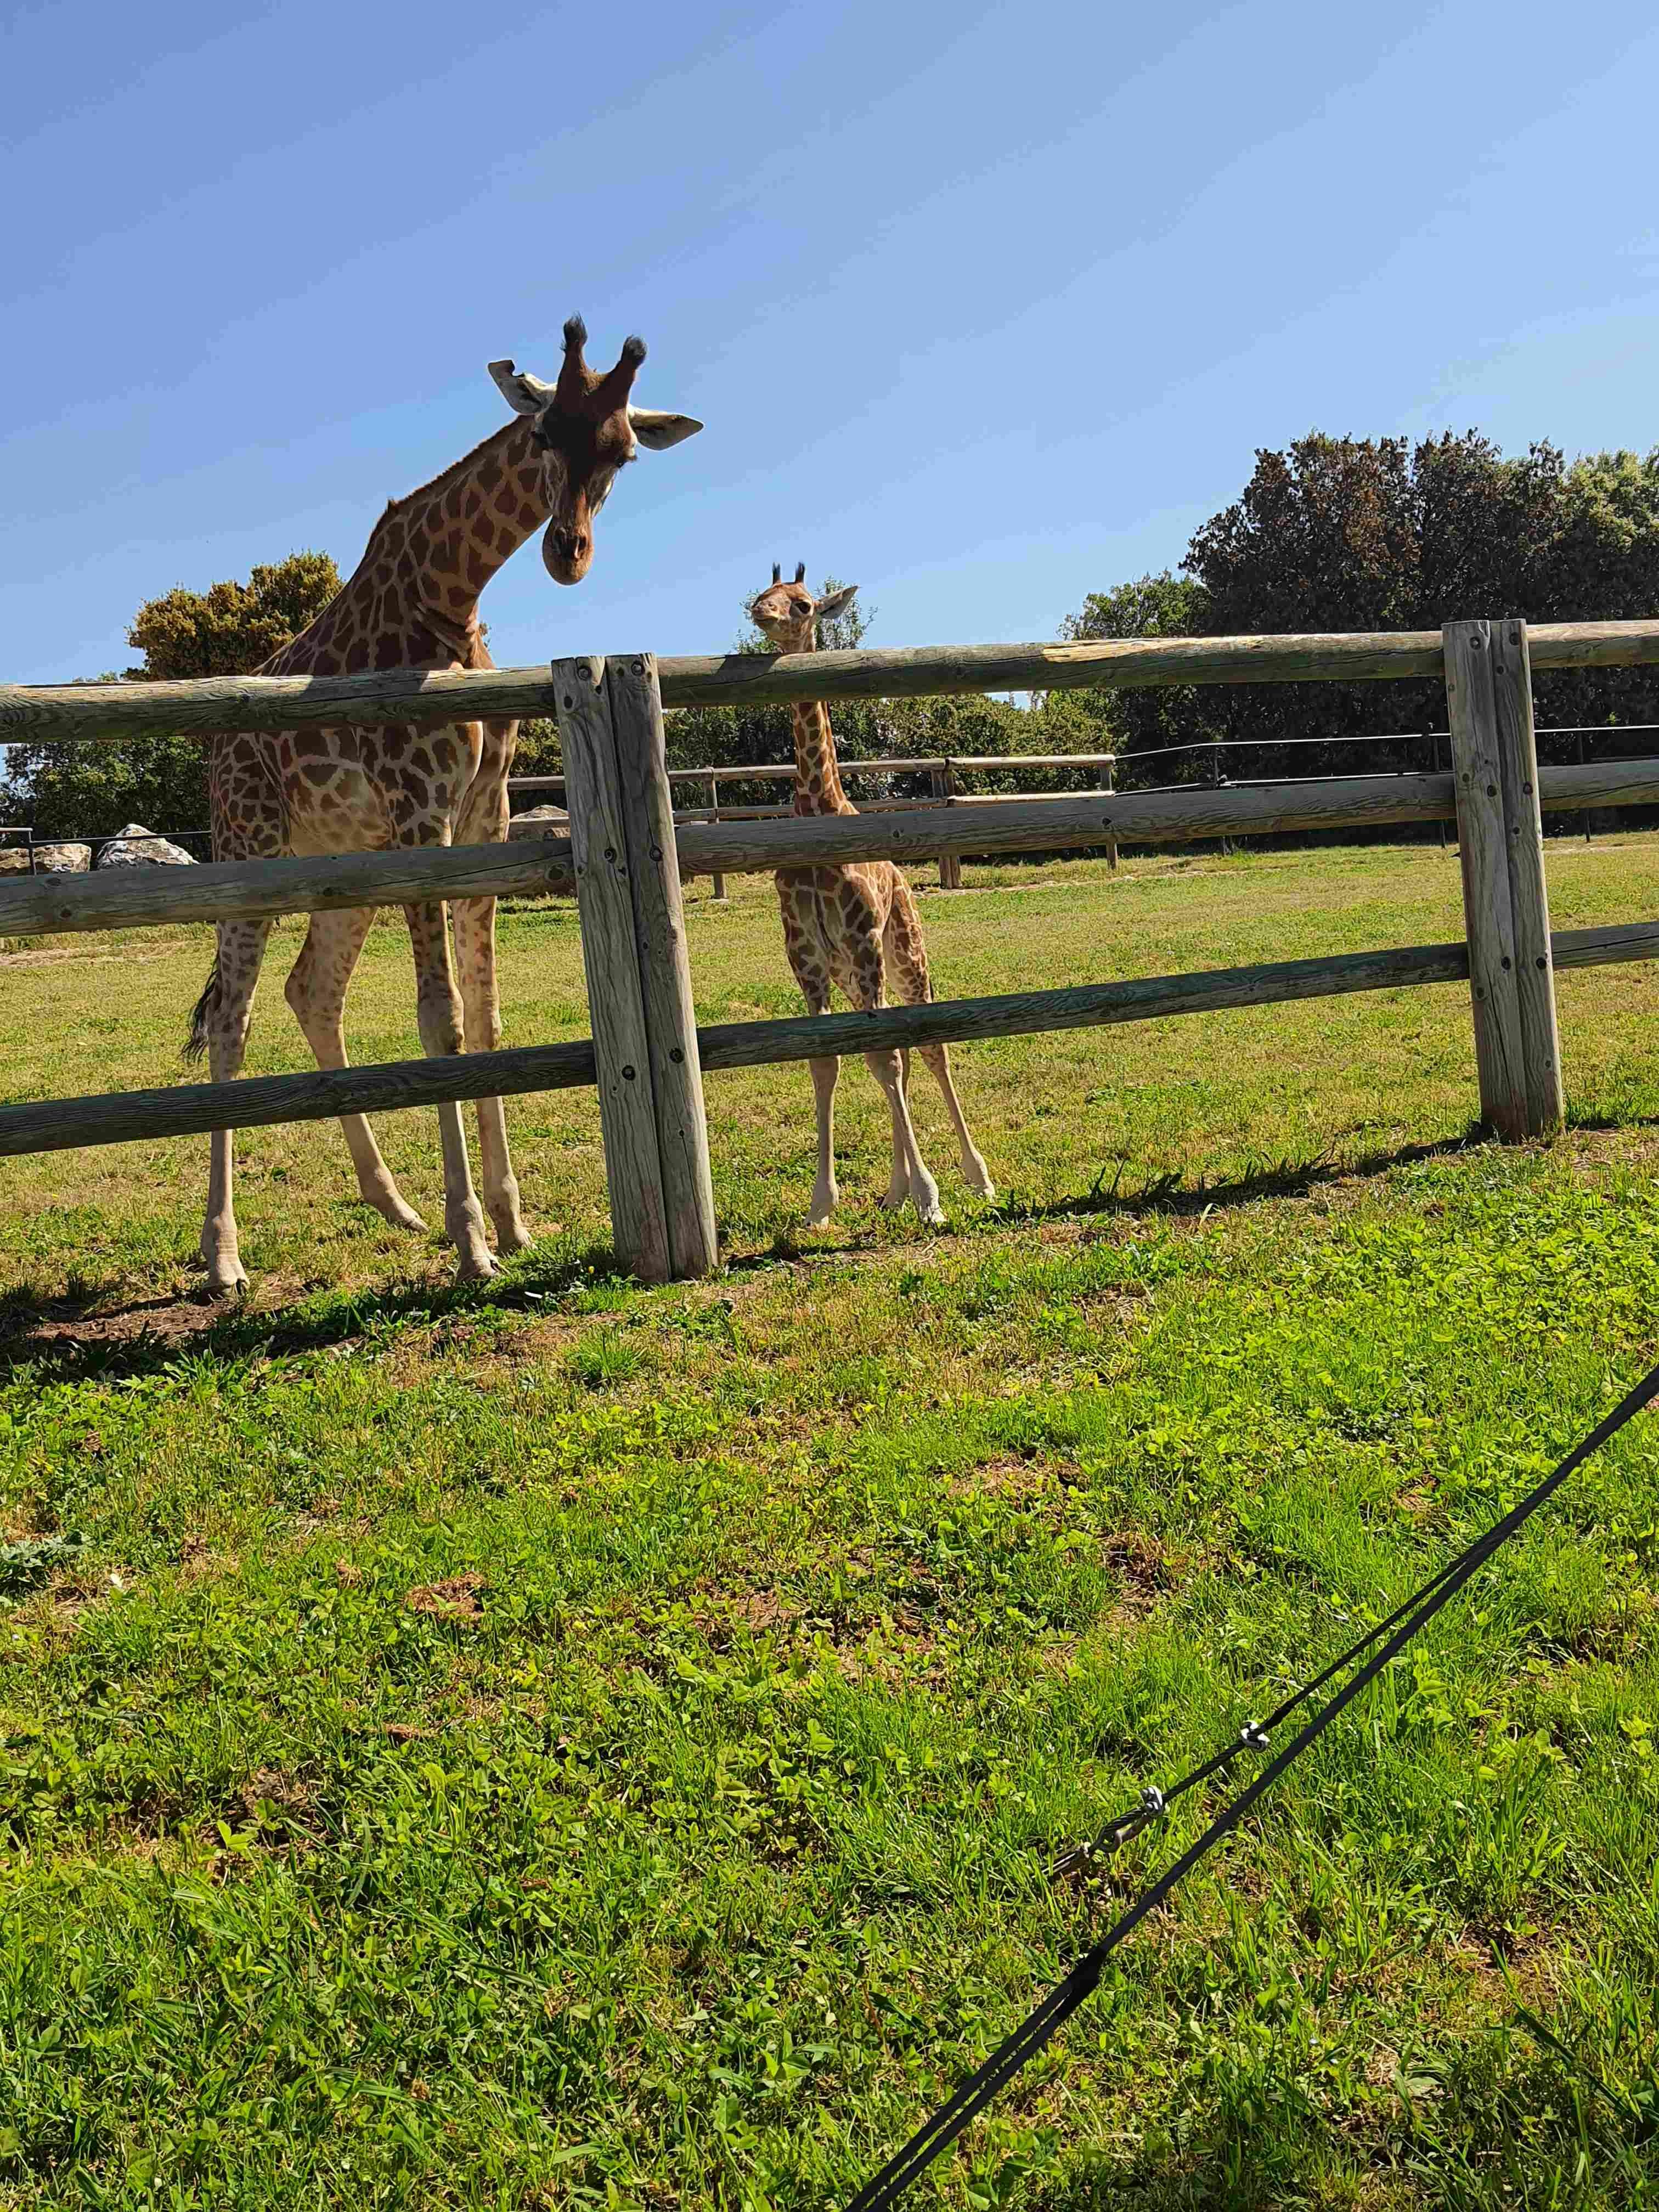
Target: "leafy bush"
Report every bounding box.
[2,552,342,840]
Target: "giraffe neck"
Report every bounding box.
[791,699,854,817]
[268,419,551,676]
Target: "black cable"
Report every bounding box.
[1055,1537,1474,1873]
[846,1355,1659,2212]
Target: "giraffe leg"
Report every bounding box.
[848,923,942,1224]
[450,895,532,1255]
[780,906,841,1225]
[864,1042,944,1224]
[194,919,273,1295]
[806,1052,842,1226]
[916,1045,997,1200]
[284,907,427,1233]
[404,900,495,1281]
[883,877,994,1199]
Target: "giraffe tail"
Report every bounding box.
[183,958,220,1063]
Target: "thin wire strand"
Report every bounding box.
[847,1356,1659,2212]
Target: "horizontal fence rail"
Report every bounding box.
[507,753,1119,793]
[9,620,1659,744]
[3,615,1658,1281]
[3,918,1654,1163]
[3,757,1655,940]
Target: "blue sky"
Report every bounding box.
[4,0,1659,684]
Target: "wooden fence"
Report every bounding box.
[2,616,1658,1280]
[507,752,1120,891]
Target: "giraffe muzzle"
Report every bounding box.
[542,521,592,584]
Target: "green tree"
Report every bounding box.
[2,553,342,839]
[1174,432,1659,773]
[1045,571,1216,786]
[126,550,342,680]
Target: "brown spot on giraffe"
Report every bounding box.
[747,566,996,1230]
[188,321,703,1296]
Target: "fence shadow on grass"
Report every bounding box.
[10,1104,1656,1382]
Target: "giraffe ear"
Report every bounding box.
[628,407,703,451]
[815,584,859,623]
[489,360,557,415]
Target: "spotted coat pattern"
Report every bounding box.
[188,318,705,1293]
[188,415,560,1292]
[748,574,995,1227]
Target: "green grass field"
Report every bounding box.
[3,834,1659,2208]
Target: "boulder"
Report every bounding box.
[506,804,698,890]
[508,804,571,837]
[95,823,198,868]
[0,840,91,874]
[509,806,577,896]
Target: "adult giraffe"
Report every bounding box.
[748,564,995,1227]
[188,318,702,1293]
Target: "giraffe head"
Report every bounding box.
[748,563,859,653]
[489,317,702,584]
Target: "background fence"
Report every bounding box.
[2,616,1657,1278]
[508,752,1120,891]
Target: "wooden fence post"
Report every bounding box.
[933,760,963,890]
[1442,620,1564,1139]
[554,654,718,1282]
[607,653,719,1279]
[708,772,726,901]
[1102,758,1118,872]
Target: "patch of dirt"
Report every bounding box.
[946,1454,1059,1506]
[691,1589,799,1645]
[405,1575,486,1620]
[0,1278,311,1369]
[1102,1530,1173,1622]
[217,1768,324,1853]
[177,1537,240,1582]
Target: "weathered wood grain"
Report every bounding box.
[607,653,718,1279]
[0,1037,600,1156]
[4,758,1657,941]
[9,620,1659,746]
[1446,623,1529,1136]
[1492,620,1565,1133]
[556,656,672,1285]
[0,837,576,938]
[4,917,1656,1165]
[510,757,1119,793]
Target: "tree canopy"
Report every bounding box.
[14,435,1659,840]
[1060,436,1659,783]
[2,554,343,839]
[126,551,343,681]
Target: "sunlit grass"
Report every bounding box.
[2,835,1659,2206]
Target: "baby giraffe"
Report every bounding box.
[749,563,996,1226]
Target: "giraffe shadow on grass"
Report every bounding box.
[0,1241,622,1389]
[985,1126,1491,1229]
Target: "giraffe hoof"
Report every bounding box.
[493,1220,535,1257]
[454,1251,499,1284]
